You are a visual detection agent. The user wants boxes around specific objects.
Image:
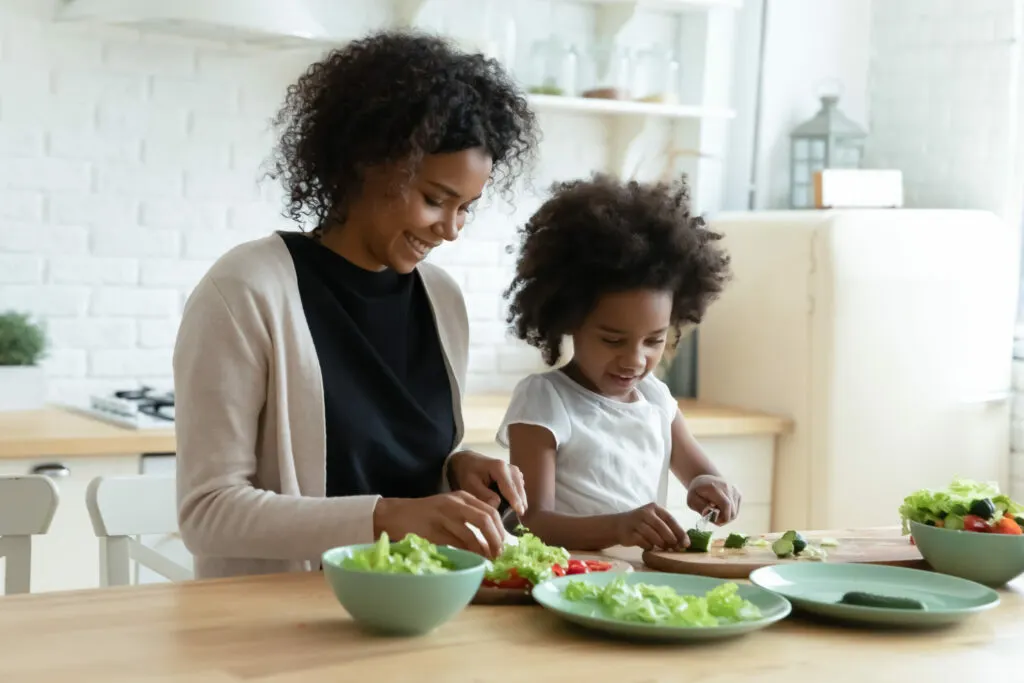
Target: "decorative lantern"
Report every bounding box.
[789,95,867,209]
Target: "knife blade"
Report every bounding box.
[696,506,719,533]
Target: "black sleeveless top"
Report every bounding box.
[279,232,455,499]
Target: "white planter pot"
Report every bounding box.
[0,365,46,411]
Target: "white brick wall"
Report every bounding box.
[866,0,1022,217]
[0,0,653,403]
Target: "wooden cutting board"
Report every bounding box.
[642,527,926,580]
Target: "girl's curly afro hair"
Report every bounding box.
[505,173,732,366]
[268,30,539,231]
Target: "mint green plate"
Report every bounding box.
[531,571,791,641]
[749,563,1000,628]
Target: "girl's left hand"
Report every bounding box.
[448,450,528,517]
[687,474,742,524]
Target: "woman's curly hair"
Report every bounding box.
[268,30,539,230]
[505,173,732,366]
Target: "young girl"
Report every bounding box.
[498,173,738,552]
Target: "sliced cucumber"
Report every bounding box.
[772,537,794,558]
[820,537,839,547]
[780,530,807,554]
[686,529,713,553]
[724,533,749,549]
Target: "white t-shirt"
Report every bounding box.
[496,370,679,516]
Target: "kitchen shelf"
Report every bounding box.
[527,94,736,120]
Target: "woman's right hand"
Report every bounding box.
[372,492,506,559]
[613,503,689,551]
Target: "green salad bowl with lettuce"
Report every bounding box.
[321,532,485,636]
[900,477,1024,587]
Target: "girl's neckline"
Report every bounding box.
[552,366,649,409]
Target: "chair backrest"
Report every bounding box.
[86,475,193,587]
[0,475,59,594]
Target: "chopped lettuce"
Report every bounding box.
[485,527,570,585]
[341,532,455,574]
[563,576,762,627]
[898,477,1023,534]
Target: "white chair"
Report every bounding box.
[0,475,59,594]
[86,475,193,587]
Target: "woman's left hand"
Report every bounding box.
[448,450,528,517]
[686,474,742,524]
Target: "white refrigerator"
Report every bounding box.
[697,209,1019,532]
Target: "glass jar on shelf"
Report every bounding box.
[580,43,632,100]
[632,45,680,104]
[527,38,579,97]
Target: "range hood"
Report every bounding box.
[57,0,338,47]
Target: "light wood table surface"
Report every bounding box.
[0,398,790,460]
[0,554,1018,682]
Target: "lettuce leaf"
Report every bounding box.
[897,477,1023,534]
[562,576,762,627]
[341,532,455,574]
[484,528,570,585]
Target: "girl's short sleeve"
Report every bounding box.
[496,374,572,448]
[639,374,681,423]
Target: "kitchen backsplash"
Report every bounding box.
[0,0,645,403]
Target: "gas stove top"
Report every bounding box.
[68,386,176,430]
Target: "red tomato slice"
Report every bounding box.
[963,515,991,533]
[584,560,613,572]
[484,567,530,590]
[566,559,589,575]
[551,563,566,577]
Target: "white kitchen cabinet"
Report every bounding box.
[0,456,140,594]
[463,432,776,537]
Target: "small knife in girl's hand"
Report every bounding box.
[696,506,719,532]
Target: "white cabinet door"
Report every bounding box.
[0,456,139,593]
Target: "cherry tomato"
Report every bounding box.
[994,516,1023,535]
[551,563,566,577]
[584,560,613,572]
[963,514,991,533]
[566,559,590,575]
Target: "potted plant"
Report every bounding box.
[0,310,48,411]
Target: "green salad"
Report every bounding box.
[485,528,571,586]
[341,532,456,574]
[898,477,1024,534]
[562,576,763,627]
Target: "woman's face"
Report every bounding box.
[328,147,493,273]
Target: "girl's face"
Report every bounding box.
[568,289,673,401]
[324,147,493,273]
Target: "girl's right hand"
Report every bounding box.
[614,503,689,551]
[373,492,507,559]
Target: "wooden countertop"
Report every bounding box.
[0,398,789,461]
[0,562,1017,682]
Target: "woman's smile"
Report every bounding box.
[404,232,436,260]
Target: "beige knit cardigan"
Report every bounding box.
[173,233,468,579]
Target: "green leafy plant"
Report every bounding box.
[0,311,48,366]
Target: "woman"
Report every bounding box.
[173,31,539,580]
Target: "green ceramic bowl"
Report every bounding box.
[321,544,486,636]
[910,520,1024,586]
